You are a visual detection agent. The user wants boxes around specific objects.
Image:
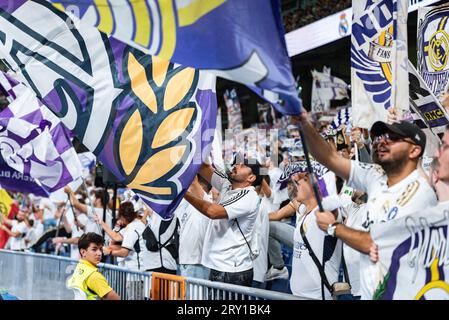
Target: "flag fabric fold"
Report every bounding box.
[0,0,217,218]
[311,68,349,114]
[48,0,302,115]
[351,0,409,128]
[0,72,82,193]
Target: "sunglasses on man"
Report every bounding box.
[373,132,417,146]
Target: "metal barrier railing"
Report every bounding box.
[0,250,299,300]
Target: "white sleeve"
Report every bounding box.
[76,214,89,227]
[347,160,384,193]
[121,225,138,251]
[211,169,230,192]
[322,170,337,196]
[17,222,28,234]
[223,190,259,221]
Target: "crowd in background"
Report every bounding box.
[282,0,351,33]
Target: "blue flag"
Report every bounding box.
[0,0,217,218]
[49,0,301,115]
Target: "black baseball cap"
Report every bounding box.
[233,154,264,186]
[371,121,426,156]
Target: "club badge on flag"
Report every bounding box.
[0,0,217,218]
[371,204,449,300]
[351,0,409,128]
[417,3,449,98]
[48,0,302,115]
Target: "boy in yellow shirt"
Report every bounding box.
[67,233,120,300]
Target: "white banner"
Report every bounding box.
[351,0,409,129]
[311,68,349,114]
[417,3,449,98]
[371,203,449,300]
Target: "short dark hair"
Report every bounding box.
[118,202,137,223]
[78,233,104,253]
[94,189,109,207]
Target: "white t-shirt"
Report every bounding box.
[201,170,260,273]
[268,167,289,206]
[176,196,210,265]
[252,196,274,283]
[347,161,438,299]
[24,221,44,248]
[9,220,28,251]
[39,198,56,221]
[121,219,150,271]
[290,208,342,300]
[69,213,88,259]
[85,206,112,237]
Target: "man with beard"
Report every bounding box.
[294,113,438,299]
[184,157,263,287]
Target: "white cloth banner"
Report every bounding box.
[311,68,349,114]
[351,0,409,129]
[371,202,449,300]
[417,3,449,98]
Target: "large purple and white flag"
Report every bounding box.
[0,0,217,218]
[0,72,82,193]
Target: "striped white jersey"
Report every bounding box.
[201,169,260,273]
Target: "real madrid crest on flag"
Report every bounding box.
[417,3,449,98]
[351,0,409,129]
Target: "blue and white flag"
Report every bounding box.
[408,61,449,140]
[331,107,353,129]
[351,0,409,128]
[417,3,449,98]
[48,0,302,115]
[371,203,449,300]
[0,72,82,193]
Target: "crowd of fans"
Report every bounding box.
[283,0,351,33]
[1,100,449,300]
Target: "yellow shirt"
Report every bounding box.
[82,260,113,298]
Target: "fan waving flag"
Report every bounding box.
[0,0,217,218]
[0,72,82,193]
[48,0,301,115]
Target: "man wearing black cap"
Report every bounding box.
[184,158,263,287]
[295,113,438,299]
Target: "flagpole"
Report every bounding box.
[297,124,324,212]
[54,198,69,255]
